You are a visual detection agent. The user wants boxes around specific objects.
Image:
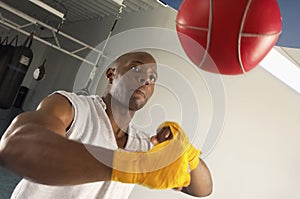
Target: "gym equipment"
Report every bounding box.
[163,0,300,48]
[176,0,282,74]
[0,35,18,83]
[33,59,46,81]
[13,86,29,109]
[0,33,34,109]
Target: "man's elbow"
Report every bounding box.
[0,141,12,169]
[0,133,11,167]
[0,132,21,168]
[183,184,213,198]
[0,124,32,169]
[0,148,4,167]
[197,187,213,197]
[193,186,213,198]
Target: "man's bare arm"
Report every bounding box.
[0,94,113,185]
[182,158,213,197]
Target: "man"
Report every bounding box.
[0,52,212,198]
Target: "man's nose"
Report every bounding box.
[138,76,150,85]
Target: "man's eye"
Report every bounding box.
[131,65,140,72]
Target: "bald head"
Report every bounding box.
[112,51,156,70]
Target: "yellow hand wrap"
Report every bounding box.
[156,121,201,171]
[111,121,201,189]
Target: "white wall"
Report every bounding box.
[205,67,300,199]
[129,64,300,199]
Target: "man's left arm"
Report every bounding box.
[182,158,213,197]
[150,123,213,196]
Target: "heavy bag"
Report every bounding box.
[0,36,18,83]
[0,33,33,109]
[13,86,29,108]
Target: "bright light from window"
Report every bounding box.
[259,48,300,94]
[157,0,169,7]
[29,0,65,19]
[111,0,124,5]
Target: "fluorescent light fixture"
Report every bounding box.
[29,0,65,19]
[111,0,124,5]
[157,0,169,7]
[260,48,300,94]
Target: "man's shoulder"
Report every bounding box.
[51,90,100,104]
[52,90,76,97]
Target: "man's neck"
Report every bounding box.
[102,94,134,139]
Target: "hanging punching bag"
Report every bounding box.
[0,36,18,83]
[0,37,8,82]
[176,0,282,75]
[0,33,34,109]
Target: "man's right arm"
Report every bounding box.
[0,94,196,189]
[0,94,113,185]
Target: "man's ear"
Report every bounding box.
[106,68,116,84]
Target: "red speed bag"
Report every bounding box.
[176,0,282,75]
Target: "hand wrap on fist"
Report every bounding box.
[111,121,201,189]
[156,121,201,171]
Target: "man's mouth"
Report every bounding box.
[133,89,146,99]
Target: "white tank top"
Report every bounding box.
[11,90,152,199]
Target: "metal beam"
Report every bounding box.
[0,1,102,66]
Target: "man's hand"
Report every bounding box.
[151,122,201,171]
[111,122,193,189]
[150,126,173,145]
[151,125,183,191]
[150,122,212,197]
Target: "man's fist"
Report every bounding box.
[111,121,200,189]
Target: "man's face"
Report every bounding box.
[109,53,158,111]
